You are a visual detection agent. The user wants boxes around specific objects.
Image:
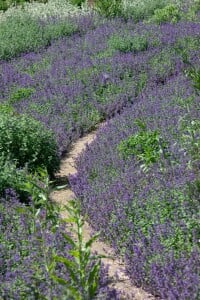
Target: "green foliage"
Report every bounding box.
[67,65,99,85]
[127,187,197,257]
[9,87,35,104]
[43,20,78,42]
[118,120,169,171]
[69,0,85,7]
[49,199,107,300]
[0,110,59,175]
[19,168,60,230]
[179,117,200,175]
[182,0,200,20]
[23,58,51,75]
[0,0,47,11]
[108,34,148,53]
[185,67,200,93]
[135,72,147,96]
[187,178,200,206]
[148,48,175,82]
[0,15,43,60]
[174,36,200,64]
[68,101,102,132]
[0,103,14,114]
[0,156,27,196]
[149,4,180,24]
[93,0,122,17]
[0,14,77,60]
[122,0,166,22]
[0,0,8,11]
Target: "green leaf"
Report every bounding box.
[53,255,78,283]
[62,217,76,223]
[66,286,82,300]
[88,261,101,298]
[81,248,91,268]
[85,233,100,249]
[62,232,76,247]
[51,275,81,300]
[69,249,80,259]
[46,259,56,273]
[90,254,111,260]
[51,274,67,286]
[55,184,68,190]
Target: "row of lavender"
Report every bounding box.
[70,67,200,297]
[1,17,200,156]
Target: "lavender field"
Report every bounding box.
[0,0,200,299]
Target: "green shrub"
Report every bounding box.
[0,15,43,59]
[174,36,200,64]
[43,20,78,41]
[0,14,77,60]
[126,188,197,257]
[69,0,85,7]
[0,0,47,11]
[148,48,175,82]
[0,110,59,175]
[9,87,35,104]
[108,34,148,53]
[0,0,8,11]
[149,4,180,24]
[0,103,14,114]
[0,156,26,196]
[93,0,122,17]
[179,117,200,175]
[118,120,169,171]
[185,67,200,93]
[122,0,166,22]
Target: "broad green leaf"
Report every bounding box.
[55,184,68,190]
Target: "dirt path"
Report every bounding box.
[50,126,155,300]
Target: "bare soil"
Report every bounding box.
[50,126,155,299]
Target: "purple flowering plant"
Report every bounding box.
[0,178,117,299]
[70,74,200,298]
[0,10,200,300]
